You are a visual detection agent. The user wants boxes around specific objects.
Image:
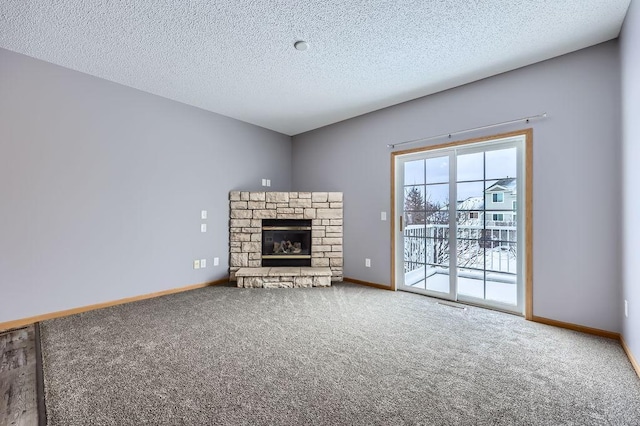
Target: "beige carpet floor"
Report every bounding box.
[40,283,640,425]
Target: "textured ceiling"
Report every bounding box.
[0,1,632,135]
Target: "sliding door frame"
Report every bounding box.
[390,128,533,319]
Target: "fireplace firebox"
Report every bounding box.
[262,219,312,267]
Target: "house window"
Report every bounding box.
[469,212,479,219]
[492,213,504,221]
[492,193,504,203]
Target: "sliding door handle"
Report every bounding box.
[399,215,403,232]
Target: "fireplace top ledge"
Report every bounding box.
[236,267,331,277]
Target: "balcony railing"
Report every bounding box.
[403,223,517,275]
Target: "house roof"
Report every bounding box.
[456,197,484,211]
[485,178,517,193]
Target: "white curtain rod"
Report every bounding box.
[387,112,548,149]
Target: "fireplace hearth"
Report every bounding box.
[262,219,312,267]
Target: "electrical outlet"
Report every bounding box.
[214,257,219,266]
[381,211,387,221]
[625,300,628,318]
[193,260,200,269]
[266,179,271,187]
[200,259,207,268]
[201,224,207,233]
[201,210,207,220]
[365,258,371,267]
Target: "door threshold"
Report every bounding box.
[436,301,467,310]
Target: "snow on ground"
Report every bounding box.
[406,272,517,305]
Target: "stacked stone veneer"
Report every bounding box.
[229,191,343,282]
[236,267,332,288]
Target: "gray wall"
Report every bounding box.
[292,41,622,333]
[0,48,291,324]
[621,0,640,364]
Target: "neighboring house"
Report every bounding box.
[484,178,517,225]
[453,178,516,225]
[455,196,484,223]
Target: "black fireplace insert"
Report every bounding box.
[262,219,312,267]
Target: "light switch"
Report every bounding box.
[201,210,207,220]
[381,212,387,221]
[193,260,200,269]
[262,178,267,186]
[200,259,207,268]
[201,224,207,233]
[214,257,219,266]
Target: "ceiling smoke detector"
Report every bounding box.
[294,41,309,51]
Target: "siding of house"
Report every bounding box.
[485,191,516,214]
[292,40,622,333]
[0,48,292,324]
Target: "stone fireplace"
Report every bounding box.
[229,191,343,286]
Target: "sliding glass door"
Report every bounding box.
[395,134,525,314]
[401,152,456,300]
